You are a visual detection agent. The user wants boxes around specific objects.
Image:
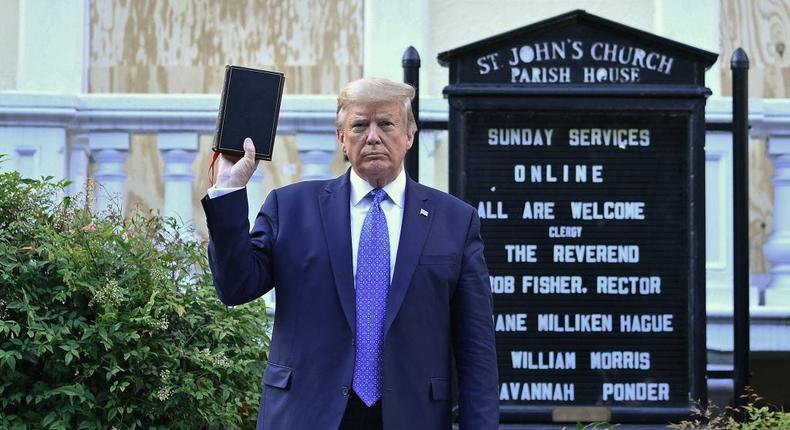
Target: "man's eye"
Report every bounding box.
[351,124,366,131]
[379,122,394,128]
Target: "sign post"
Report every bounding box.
[438,10,717,425]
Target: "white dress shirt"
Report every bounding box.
[207,168,407,282]
[207,185,243,199]
[349,168,405,282]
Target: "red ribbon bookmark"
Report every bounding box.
[208,151,221,186]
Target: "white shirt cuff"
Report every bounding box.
[207,186,244,199]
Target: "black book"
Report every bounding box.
[213,65,285,161]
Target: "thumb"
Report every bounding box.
[243,138,256,162]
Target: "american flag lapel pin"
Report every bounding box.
[420,208,429,217]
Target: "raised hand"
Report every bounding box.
[215,137,260,188]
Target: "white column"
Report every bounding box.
[0,127,67,177]
[296,133,336,181]
[90,132,129,214]
[247,166,265,225]
[704,132,734,309]
[764,136,790,306]
[67,133,91,197]
[159,132,198,225]
[247,165,268,306]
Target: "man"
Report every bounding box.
[202,77,498,429]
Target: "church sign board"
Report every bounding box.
[438,10,717,424]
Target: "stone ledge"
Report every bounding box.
[708,306,790,352]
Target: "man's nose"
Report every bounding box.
[366,125,381,144]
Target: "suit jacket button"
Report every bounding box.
[342,386,349,396]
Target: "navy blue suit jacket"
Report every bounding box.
[201,171,499,429]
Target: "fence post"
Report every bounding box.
[731,46,750,413]
[403,46,420,182]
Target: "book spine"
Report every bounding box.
[213,65,232,152]
[264,74,286,161]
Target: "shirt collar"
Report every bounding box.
[350,167,406,208]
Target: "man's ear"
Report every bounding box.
[336,129,345,153]
[406,129,415,150]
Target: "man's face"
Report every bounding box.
[337,100,414,186]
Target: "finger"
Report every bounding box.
[217,155,236,174]
[213,154,235,188]
[243,138,256,161]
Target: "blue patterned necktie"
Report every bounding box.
[353,188,390,406]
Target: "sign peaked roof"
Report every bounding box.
[437,9,718,68]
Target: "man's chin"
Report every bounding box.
[360,160,391,172]
[357,163,397,184]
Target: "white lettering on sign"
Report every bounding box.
[529,164,604,183]
[478,201,508,219]
[568,128,650,148]
[495,313,528,332]
[514,164,526,182]
[522,201,555,219]
[590,351,651,370]
[537,313,613,332]
[477,40,677,82]
[511,66,571,83]
[511,351,577,369]
[583,66,641,83]
[505,244,538,262]
[476,53,501,75]
[500,382,575,401]
[620,314,674,332]
[507,41,581,64]
[570,201,645,220]
[553,245,639,263]
[548,226,583,238]
[602,383,670,401]
[589,43,674,74]
[522,276,585,294]
[596,276,661,295]
[488,128,554,146]
[489,275,516,294]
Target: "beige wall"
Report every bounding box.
[0,0,19,90]
[720,0,790,99]
[749,138,773,274]
[720,0,789,273]
[88,0,363,237]
[89,0,363,94]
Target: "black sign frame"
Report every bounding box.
[439,9,717,425]
[448,94,706,423]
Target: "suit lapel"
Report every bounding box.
[319,172,356,335]
[384,177,432,339]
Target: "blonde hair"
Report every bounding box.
[336,77,418,136]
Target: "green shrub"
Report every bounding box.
[0,163,270,429]
[670,391,790,430]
